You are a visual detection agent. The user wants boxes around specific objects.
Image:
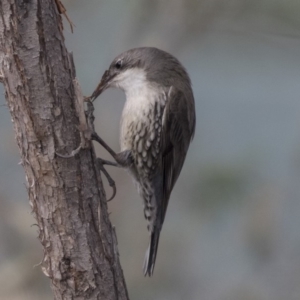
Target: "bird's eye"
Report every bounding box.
[115,60,122,69]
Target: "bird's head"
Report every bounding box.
[89,48,146,101]
[89,47,191,101]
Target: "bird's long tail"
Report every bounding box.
[143,229,161,276]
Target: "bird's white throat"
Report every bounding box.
[115,68,161,111]
[115,68,150,97]
[116,68,163,151]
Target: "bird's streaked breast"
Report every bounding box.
[119,74,166,154]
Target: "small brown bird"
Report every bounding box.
[90,47,196,276]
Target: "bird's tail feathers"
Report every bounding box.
[143,230,161,276]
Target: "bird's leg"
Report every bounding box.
[82,99,120,200]
[91,132,132,201]
[91,132,133,167]
[91,132,120,165]
[85,96,133,167]
[85,99,118,165]
[85,99,133,200]
[96,158,117,201]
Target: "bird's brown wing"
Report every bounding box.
[144,87,195,276]
[160,87,195,223]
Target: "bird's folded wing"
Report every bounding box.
[160,87,195,223]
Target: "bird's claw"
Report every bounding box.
[84,99,118,201]
[96,158,117,201]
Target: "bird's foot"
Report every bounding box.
[56,96,120,201]
[84,98,121,200]
[96,158,117,201]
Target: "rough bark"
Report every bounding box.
[0,1,129,299]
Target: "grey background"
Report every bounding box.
[1,0,300,299]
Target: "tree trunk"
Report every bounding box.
[0,1,129,299]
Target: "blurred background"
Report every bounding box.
[1,0,300,299]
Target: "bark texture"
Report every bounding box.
[0,1,129,299]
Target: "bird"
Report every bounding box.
[89,47,196,276]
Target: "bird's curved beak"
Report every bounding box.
[89,70,116,101]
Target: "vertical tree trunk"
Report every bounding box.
[0,1,129,299]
